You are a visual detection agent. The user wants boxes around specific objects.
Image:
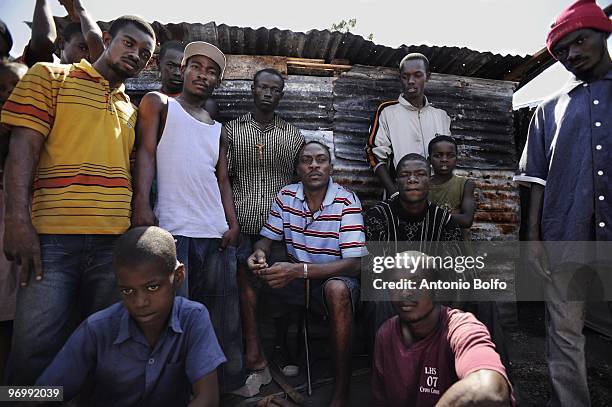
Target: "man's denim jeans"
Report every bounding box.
[175,236,244,393]
[7,234,119,385]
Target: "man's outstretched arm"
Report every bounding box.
[435,369,510,407]
[71,0,104,61]
[28,0,57,65]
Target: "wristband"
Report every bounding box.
[303,263,308,279]
[390,191,399,199]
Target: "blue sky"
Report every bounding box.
[1,0,610,105]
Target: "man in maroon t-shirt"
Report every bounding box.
[372,251,512,407]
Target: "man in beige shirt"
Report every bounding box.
[366,53,451,197]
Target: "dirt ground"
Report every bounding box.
[222,302,612,407]
[510,302,612,407]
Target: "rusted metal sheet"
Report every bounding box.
[331,65,518,240]
[224,55,288,80]
[513,105,537,156]
[125,65,519,240]
[333,65,517,169]
[50,17,543,85]
[213,76,334,131]
[469,169,520,239]
[125,73,334,132]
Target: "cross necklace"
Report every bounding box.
[255,142,265,159]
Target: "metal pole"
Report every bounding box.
[304,278,312,396]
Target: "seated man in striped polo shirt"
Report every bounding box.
[241,141,368,407]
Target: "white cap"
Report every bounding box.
[181,41,226,79]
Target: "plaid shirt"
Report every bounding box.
[226,113,304,234]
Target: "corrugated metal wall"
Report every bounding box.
[85,19,533,80]
[126,65,519,241]
[51,17,558,88]
[331,66,519,240]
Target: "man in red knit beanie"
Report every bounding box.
[515,1,611,406]
[546,0,611,57]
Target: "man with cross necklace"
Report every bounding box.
[225,68,304,269]
[224,68,304,389]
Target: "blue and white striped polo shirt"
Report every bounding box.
[261,178,368,263]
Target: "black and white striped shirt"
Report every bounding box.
[226,113,304,234]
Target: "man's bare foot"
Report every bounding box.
[245,352,268,372]
[231,365,273,398]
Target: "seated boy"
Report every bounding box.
[427,135,511,371]
[372,251,512,407]
[37,226,226,407]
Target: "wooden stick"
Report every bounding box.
[233,369,372,407]
[287,57,325,64]
[270,367,304,405]
[287,61,352,70]
[304,279,312,396]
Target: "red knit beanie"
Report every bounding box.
[546,0,611,57]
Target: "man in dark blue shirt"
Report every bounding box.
[514,1,611,406]
[37,227,226,406]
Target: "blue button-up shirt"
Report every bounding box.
[37,297,226,407]
[515,70,612,242]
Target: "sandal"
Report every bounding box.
[273,345,299,377]
[230,365,272,397]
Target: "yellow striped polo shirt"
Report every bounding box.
[1,60,136,234]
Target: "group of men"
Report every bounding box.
[0,0,609,406]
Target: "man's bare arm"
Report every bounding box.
[374,164,398,197]
[72,0,104,61]
[0,126,11,170]
[246,237,275,272]
[451,179,475,228]
[204,98,219,122]
[188,371,219,407]
[29,0,57,63]
[131,92,165,227]
[252,237,273,259]
[258,258,361,289]
[526,183,551,280]
[217,127,240,248]
[435,369,510,407]
[300,257,360,279]
[4,128,45,286]
[527,183,544,241]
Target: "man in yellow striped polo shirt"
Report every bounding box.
[0,15,155,385]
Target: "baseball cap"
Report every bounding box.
[181,41,226,79]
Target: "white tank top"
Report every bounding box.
[155,98,228,238]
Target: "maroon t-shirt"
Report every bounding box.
[372,306,510,407]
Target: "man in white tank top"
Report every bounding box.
[132,41,244,394]
[157,40,219,120]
